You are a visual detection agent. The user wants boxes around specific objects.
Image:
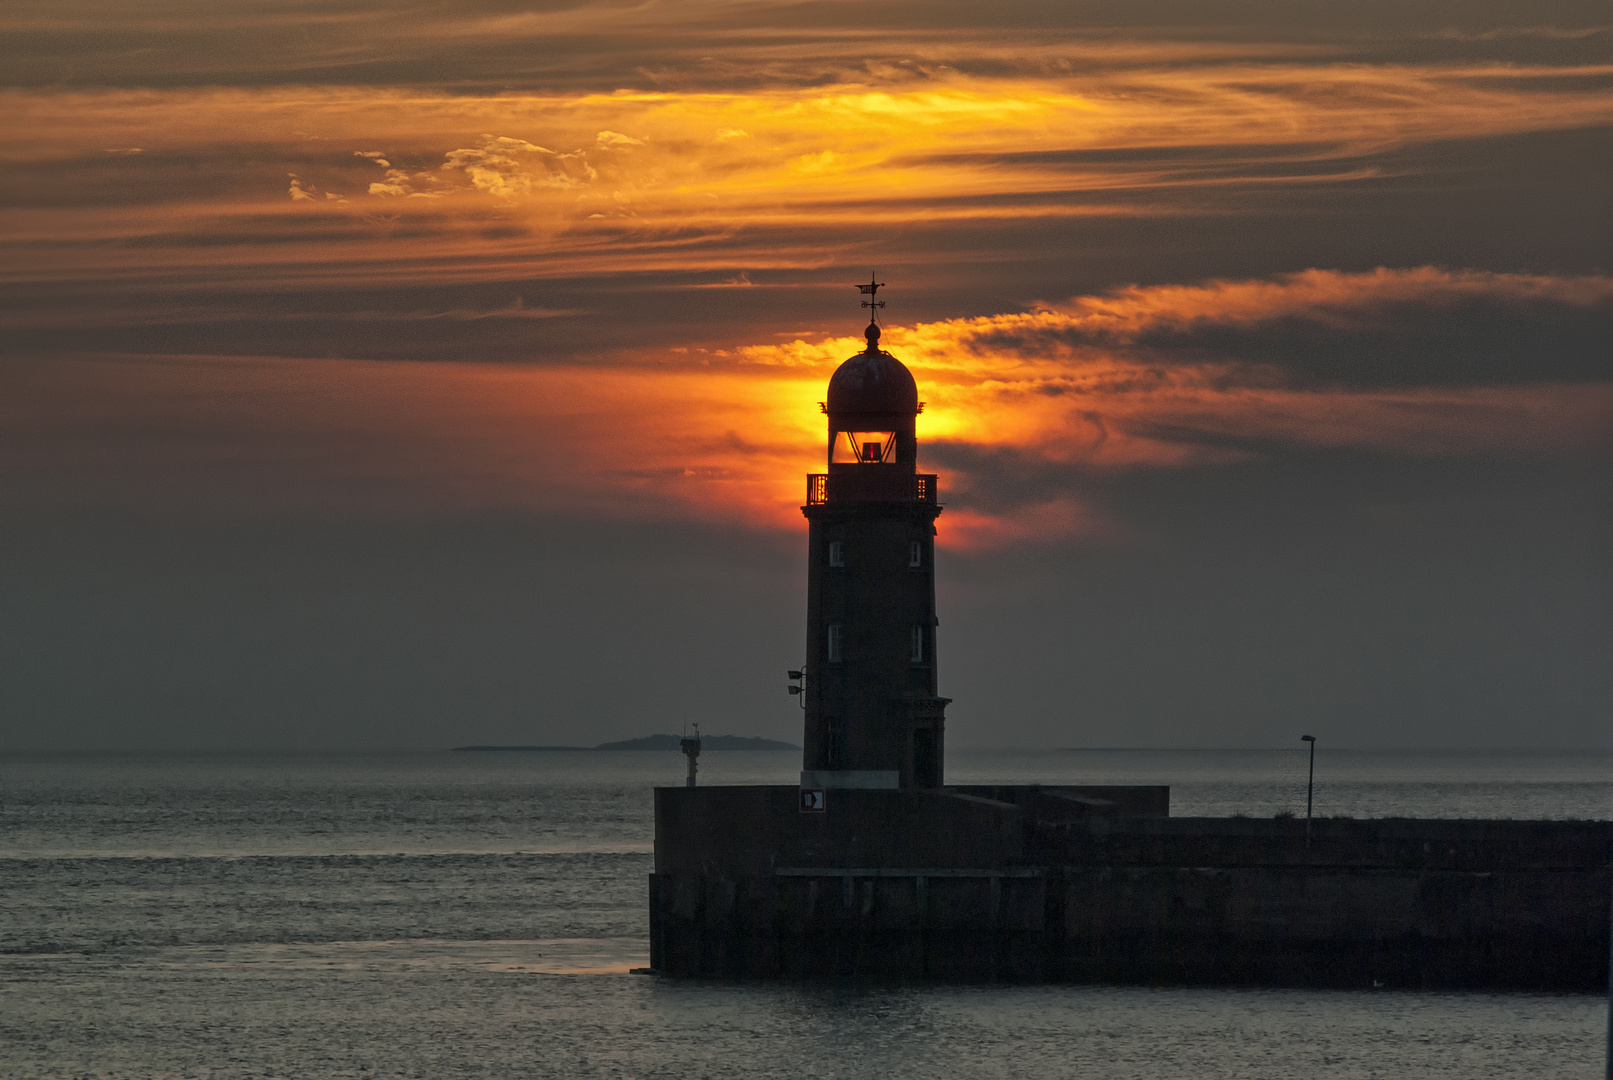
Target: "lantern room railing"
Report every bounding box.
[806,473,938,504]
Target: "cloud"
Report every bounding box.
[941,497,1131,551]
[730,267,1613,542]
[886,268,1613,387]
[4,47,1610,298]
[2,11,1608,552]
[6,269,1605,552]
[440,135,607,198]
[1431,25,1612,43]
[984,268,1613,344]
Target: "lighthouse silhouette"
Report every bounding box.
[799,277,949,791]
[646,281,1590,989]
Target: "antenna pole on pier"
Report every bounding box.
[680,725,702,788]
[1301,735,1316,851]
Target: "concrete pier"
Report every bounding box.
[650,786,1611,989]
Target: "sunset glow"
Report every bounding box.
[17,265,1606,556]
[3,0,1609,755]
[6,8,1611,549]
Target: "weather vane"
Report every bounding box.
[857,273,885,321]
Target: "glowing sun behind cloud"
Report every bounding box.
[14,268,1604,555]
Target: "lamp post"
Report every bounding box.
[1301,735,1316,849]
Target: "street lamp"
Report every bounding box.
[786,669,807,710]
[1301,735,1316,849]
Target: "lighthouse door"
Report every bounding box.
[913,728,939,789]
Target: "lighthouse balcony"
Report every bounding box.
[807,472,938,505]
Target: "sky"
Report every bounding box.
[1,0,1609,752]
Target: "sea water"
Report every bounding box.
[1,749,1608,1079]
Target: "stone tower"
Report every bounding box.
[800,281,949,790]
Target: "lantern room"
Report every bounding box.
[808,319,930,505]
[824,321,919,462]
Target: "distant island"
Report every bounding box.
[451,734,800,752]
[595,734,800,751]
[451,745,592,752]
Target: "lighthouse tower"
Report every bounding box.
[648,277,1172,983]
[799,278,949,791]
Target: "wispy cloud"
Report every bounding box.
[740,269,1613,519]
[4,56,1610,301]
[1,4,1606,553]
[7,269,1606,552]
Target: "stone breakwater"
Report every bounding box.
[650,786,1611,989]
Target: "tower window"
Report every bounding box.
[909,541,922,568]
[826,715,845,768]
[827,624,844,662]
[828,540,845,567]
[910,626,924,663]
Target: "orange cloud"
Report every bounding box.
[11,269,1606,552]
[4,59,1611,294]
[738,268,1613,481]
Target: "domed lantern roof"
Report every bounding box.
[826,321,919,415]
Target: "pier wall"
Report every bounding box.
[650,787,1611,989]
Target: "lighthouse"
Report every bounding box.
[798,278,949,791]
[647,282,1579,991]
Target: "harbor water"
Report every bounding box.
[2,748,1608,1078]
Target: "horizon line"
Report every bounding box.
[4,744,1611,756]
